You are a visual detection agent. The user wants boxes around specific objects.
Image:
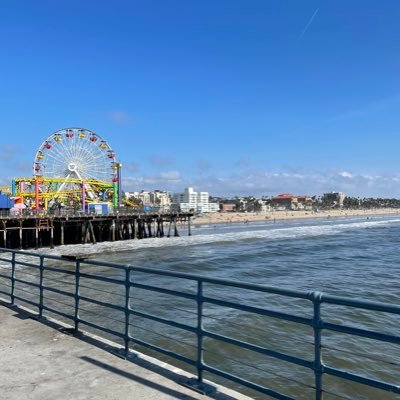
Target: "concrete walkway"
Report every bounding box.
[0,304,250,400]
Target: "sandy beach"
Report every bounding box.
[191,208,400,226]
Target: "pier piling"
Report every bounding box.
[0,212,192,250]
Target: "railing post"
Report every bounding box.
[197,280,204,384]
[39,256,44,317]
[124,267,131,357]
[312,291,324,400]
[74,260,81,332]
[10,251,16,305]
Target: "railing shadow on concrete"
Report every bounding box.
[0,248,399,400]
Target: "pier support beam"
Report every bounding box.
[60,221,65,246]
[2,221,7,249]
[50,221,54,249]
[147,221,152,238]
[167,221,172,238]
[19,221,23,250]
[88,221,96,244]
[188,217,192,236]
[174,218,180,237]
[111,220,116,241]
[132,220,136,239]
[35,221,39,249]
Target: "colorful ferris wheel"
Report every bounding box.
[27,128,121,209]
[34,128,118,183]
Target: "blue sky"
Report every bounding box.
[1,1,400,197]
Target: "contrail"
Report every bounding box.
[298,8,319,40]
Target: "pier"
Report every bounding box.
[0,212,193,249]
[0,304,247,400]
[0,248,399,399]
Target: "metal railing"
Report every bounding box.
[0,207,191,219]
[0,247,399,400]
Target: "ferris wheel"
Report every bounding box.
[33,128,118,182]
[33,128,121,204]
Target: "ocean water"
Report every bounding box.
[2,215,400,399]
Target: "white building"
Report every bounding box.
[172,187,219,213]
[322,192,345,207]
[149,190,171,207]
[125,190,172,210]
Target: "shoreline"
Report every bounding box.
[191,208,400,226]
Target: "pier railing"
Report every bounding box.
[0,206,178,218]
[0,248,399,400]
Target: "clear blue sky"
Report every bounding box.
[1,1,400,197]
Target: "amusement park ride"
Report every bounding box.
[10,128,122,213]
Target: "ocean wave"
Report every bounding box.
[32,217,400,258]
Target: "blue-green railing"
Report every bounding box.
[0,248,399,400]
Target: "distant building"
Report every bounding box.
[260,203,272,212]
[172,187,219,213]
[220,203,236,212]
[322,192,345,208]
[125,190,172,210]
[272,194,313,210]
[149,190,171,208]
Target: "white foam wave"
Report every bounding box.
[38,217,400,258]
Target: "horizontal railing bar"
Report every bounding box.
[128,336,197,367]
[204,348,315,391]
[131,295,198,315]
[14,285,39,297]
[203,296,312,326]
[5,250,75,262]
[321,294,400,314]
[130,282,197,301]
[130,323,197,349]
[79,295,126,313]
[322,343,400,367]
[79,283,125,298]
[0,272,11,281]
[79,272,125,286]
[203,364,295,400]
[203,329,313,369]
[0,289,10,298]
[78,319,125,339]
[324,366,400,393]
[321,388,353,400]
[43,295,74,310]
[322,322,400,345]
[14,260,40,269]
[203,311,315,347]
[13,295,39,308]
[14,277,40,289]
[43,266,76,276]
[43,276,75,287]
[15,269,39,279]
[42,305,74,321]
[80,306,126,326]
[43,285,75,299]
[0,256,12,263]
[129,309,197,333]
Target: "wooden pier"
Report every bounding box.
[0,213,193,250]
